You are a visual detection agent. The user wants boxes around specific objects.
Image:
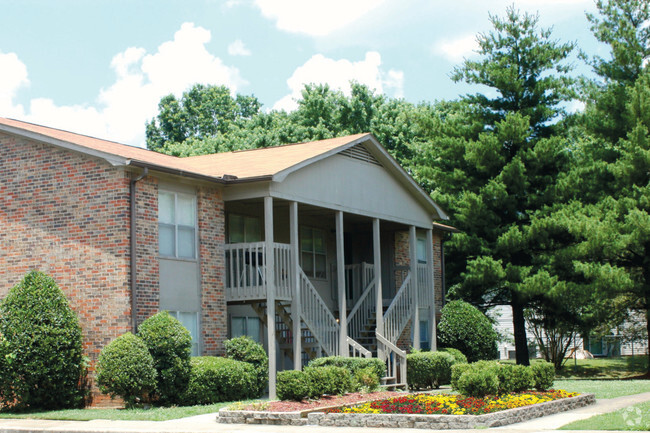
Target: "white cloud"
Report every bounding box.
[0,51,29,118]
[255,0,386,37]
[273,51,403,112]
[433,34,479,63]
[228,39,252,56]
[2,23,245,147]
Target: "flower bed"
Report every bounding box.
[218,390,596,427]
[324,390,577,415]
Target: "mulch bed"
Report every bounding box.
[245,391,406,412]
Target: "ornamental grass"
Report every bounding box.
[324,390,578,415]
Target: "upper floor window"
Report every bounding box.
[228,214,261,243]
[158,190,196,259]
[301,226,326,279]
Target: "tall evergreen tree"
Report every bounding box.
[434,7,576,365]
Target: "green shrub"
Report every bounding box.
[497,364,534,394]
[137,311,192,405]
[353,366,381,392]
[224,336,268,397]
[530,361,555,390]
[0,271,86,411]
[455,368,499,397]
[277,370,311,401]
[307,356,385,381]
[96,333,157,408]
[182,357,256,405]
[451,363,473,391]
[437,301,498,362]
[407,351,455,390]
[305,366,352,398]
[439,347,468,365]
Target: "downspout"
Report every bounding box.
[130,168,148,332]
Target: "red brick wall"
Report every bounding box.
[0,133,132,384]
[197,186,227,355]
[432,231,444,319]
[134,177,159,325]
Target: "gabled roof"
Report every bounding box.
[0,117,448,220]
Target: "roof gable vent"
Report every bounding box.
[340,144,382,166]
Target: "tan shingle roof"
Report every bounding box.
[0,117,369,181]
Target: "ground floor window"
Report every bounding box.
[231,316,261,343]
[169,311,200,356]
[412,318,430,350]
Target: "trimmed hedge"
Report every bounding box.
[305,366,353,398]
[353,366,381,392]
[530,361,555,390]
[437,301,498,362]
[439,347,468,365]
[451,360,552,397]
[0,271,86,411]
[277,370,311,401]
[182,357,257,405]
[224,336,268,398]
[96,333,157,408]
[307,356,385,381]
[407,351,456,390]
[138,311,192,405]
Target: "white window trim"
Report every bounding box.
[159,190,198,260]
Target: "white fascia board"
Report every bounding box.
[0,124,129,167]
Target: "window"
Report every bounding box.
[416,238,427,264]
[231,316,261,343]
[159,191,196,259]
[300,226,326,279]
[228,214,261,243]
[412,319,430,350]
[169,311,200,356]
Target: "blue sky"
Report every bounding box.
[1,0,604,147]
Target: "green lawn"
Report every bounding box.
[0,399,262,421]
[554,379,650,399]
[560,401,650,431]
[554,356,648,379]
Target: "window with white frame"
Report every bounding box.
[158,190,196,259]
[230,316,261,343]
[228,214,261,243]
[300,226,327,279]
[168,311,200,356]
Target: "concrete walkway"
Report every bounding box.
[0,392,648,433]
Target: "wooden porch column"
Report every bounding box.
[426,228,437,351]
[264,196,277,399]
[373,218,384,359]
[409,225,420,350]
[336,211,348,356]
[290,201,301,369]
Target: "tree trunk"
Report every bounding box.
[646,307,650,374]
[512,297,530,366]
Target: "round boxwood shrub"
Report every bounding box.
[96,332,157,408]
[0,271,85,411]
[182,357,257,405]
[437,300,498,362]
[530,361,555,390]
[407,351,455,390]
[137,311,192,405]
[451,362,473,391]
[439,347,468,365]
[224,336,268,397]
[277,370,311,401]
[305,366,353,398]
[496,363,534,394]
[456,368,499,397]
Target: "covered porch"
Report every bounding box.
[223,197,438,396]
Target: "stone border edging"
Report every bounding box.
[218,393,595,428]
